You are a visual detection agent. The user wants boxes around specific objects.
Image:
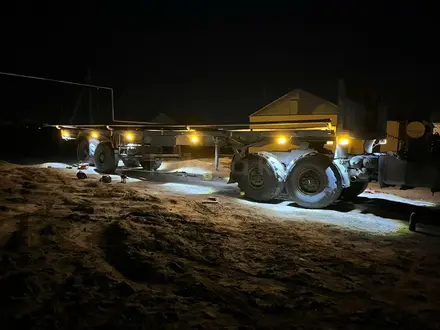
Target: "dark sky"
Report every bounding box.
[0,1,438,124]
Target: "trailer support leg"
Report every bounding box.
[214,137,219,171]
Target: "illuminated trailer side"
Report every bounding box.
[49,119,354,208]
[51,119,335,170]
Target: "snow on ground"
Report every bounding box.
[37,158,440,235]
[360,190,437,207]
[144,158,440,234]
[235,199,403,233]
[39,162,142,183]
[158,158,231,178]
[2,161,440,329]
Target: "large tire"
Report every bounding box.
[140,160,162,171]
[341,181,369,200]
[286,155,342,209]
[94,143,118,173]
[233,154,285,202]
[122,159,140,168]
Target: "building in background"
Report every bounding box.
[249,89,397,154]
[150,113,178,125]
[249,89,341,152]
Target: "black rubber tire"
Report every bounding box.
[122,159,141,168]
[341,181,369,200]
[408,212,417,232]
[94,143,118,173]
[140,160,163,171]
[233,154,284,202]
[286,155,342,209]
[77,139,90,163]
[229,154,244,183]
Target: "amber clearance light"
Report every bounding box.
[190,135,199,144]
[338,137,350,146]
[276,136,287,145]
[125,132,135,142]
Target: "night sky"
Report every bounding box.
[0,1,438,125]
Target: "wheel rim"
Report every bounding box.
[248,167,264,189]
[297,168,324,195]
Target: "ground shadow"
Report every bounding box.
[324,197,440,229]
[355,197,440,223]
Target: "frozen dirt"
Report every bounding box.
[1,159,440,329]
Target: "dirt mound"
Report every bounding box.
[101,222,172,283]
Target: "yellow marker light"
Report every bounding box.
[190,135,199,144]
[338,138,350,146]
[326,140,334,145]
[90,131,99,139]
[61,129,70,139]
[378,138,387,145]
[125,132,135,142]
[277,136,287,145]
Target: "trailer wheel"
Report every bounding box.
[409,212,417,232]
[77,139,90,163]
[234,154,284,202]
[94,143,118,173]
[286,155,342,209]
[341,181,369,200]
[122,159,140,168]
[140,160,162,171]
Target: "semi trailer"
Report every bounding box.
[2,70,437,210]
[51,81,440,209]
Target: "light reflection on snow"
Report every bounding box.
[359,192,436,207]
[236,198,403,234]
[40,162,71,169]
[39,162,141,183]
[166,167,211,175]
[161,183,217,195]
[159,160,229,178]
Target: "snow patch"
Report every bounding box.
[161,183,218,195]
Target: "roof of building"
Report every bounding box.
[150,113,178,124]
[250,89,337,117]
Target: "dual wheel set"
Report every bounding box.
[77,139,162,173]
[231,153,368,209]
[78,139,367,209]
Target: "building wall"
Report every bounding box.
[249,90,338,152]
[296,90,337,115]
[249,89,398,154]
